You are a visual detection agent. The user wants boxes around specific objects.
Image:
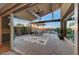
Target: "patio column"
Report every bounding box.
[63,21,66,37]
[0,16,2,45]
[60,21,64,40]
[77,3,79,55]
[74,3,78,55]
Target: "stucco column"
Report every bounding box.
[74,3,78,55]
[0,16,2,45]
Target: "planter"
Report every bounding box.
[58,33,64,40]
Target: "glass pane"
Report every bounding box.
[13,17,30,26]
[13,17,31,36]
[31,19,39,22]
[41,13,52,21]
[44,22,60,28]
[32,9,61,22]
[66,15,74,43]
[53,9,61,19]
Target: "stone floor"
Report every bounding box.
[13,33,74,55]
[3,51,15,55]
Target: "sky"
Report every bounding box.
[13,9,60,28]
[13,18,31,26]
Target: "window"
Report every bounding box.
[13,17,31,36]
[66,15,74,43]
[53,9,61,19]
[13,17,30,26]
[44,22,60,28]
[32,9,61,22]
[43,22,61,34]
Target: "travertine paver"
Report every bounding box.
[13,33,74,55]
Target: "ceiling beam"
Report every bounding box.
[52,3,61,12]
[27,9,40,18]
[0,3,17,15]
[61,4,74,22]
[49,3,53,19]
[1,4,29,17]
[13,3,38,13]
[32,19,60,24]
[1,4,38,17]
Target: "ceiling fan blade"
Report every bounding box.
[27,9,40,18]
[32,9,37,13]
[40,11,45,13]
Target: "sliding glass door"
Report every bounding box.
[66,15,75,43]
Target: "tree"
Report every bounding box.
[55,28,61,33]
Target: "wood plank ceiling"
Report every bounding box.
[0,3,74,21]
[0,3,61,21]
[61,3,74,22]
[0,3,6,10]
[0,3,36,17]
[14,3,61,21]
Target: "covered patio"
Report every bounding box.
[13,33,74,55]
[0,3,75,55]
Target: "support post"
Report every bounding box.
[0,16,2,45]
[74,3,78,55]
[60,21,64,40]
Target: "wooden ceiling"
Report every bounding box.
[0,3,61,20]
[14,3,61,21]
[0,3,74,21]
[0,3,17,15]
[61,3,74,21]
[0,3,6,9]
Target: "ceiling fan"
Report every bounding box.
[32,7,45,17]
